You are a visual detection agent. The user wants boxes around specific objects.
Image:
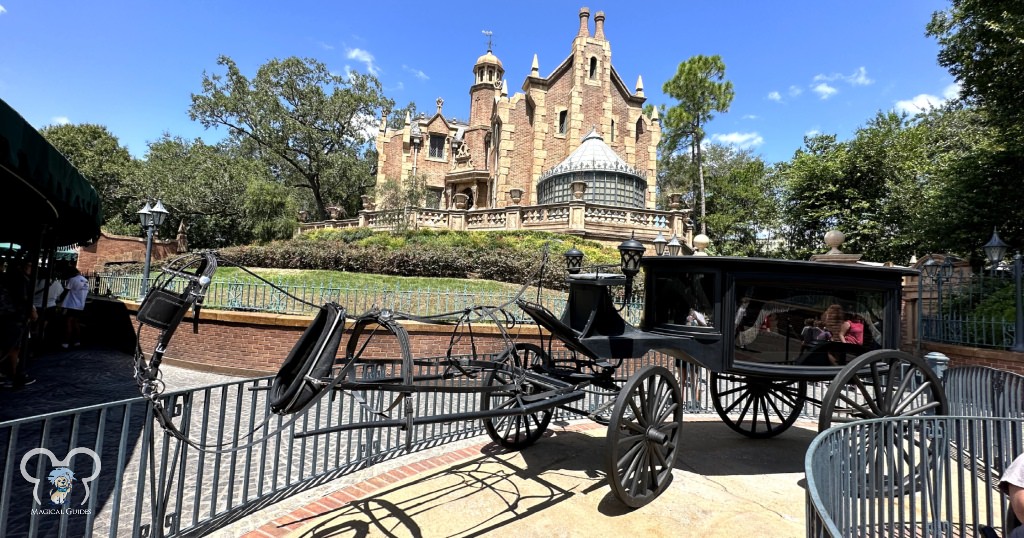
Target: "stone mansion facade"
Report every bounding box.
[303,7,690,246]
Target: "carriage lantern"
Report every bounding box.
[652,232,668,256]
[617,233,645,278]
[564,246,584,274]
[666,234,682,257]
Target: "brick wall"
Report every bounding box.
[77,232,179,274]
[131,304,549,377]
[922,342,1024,375]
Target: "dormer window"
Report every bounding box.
[589,57,598,79]
[429,134,445,159]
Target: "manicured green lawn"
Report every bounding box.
[212,267,529,293]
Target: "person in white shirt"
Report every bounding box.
[61,267,89,349]
[34,275,65,351]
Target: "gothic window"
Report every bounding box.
[589,57,598,79]
[636,117,645,142]
[429,134,445,159]
[558,110,568,135]
[610,119,616,142]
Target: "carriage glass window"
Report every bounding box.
[733,281,887,367]
[650,272,716,329]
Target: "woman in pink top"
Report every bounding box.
[839,313,864,346]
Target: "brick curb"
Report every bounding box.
[242,422,604,538]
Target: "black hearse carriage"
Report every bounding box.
[132,245,946,512]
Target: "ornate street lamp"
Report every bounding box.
[666,234,682,257]
[983,228,1024,352]
[564,245,584,275]
[139,200,170,299]
[922,258,954,343]
[617,232,645,279]
[652,232,668,256]
[983,227,1009,276]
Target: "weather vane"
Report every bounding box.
[482,30,493,51]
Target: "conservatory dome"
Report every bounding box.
[536,128,647,208]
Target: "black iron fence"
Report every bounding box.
[919,264,1022,350]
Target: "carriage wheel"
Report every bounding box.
[819,349,948,431]
[710,372,807,439]
[818,350,948,497]
[606,365,683,508]
[481,343,553,450]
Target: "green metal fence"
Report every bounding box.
[90,273,645,325]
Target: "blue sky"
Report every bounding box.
[0,1,957,165]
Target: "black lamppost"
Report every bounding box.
[666,234,682,256]
[983,228,1024,352]
[618,232,645,304]
[138,200,169,299]
[922,257,954,343]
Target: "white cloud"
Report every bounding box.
[402,65,429,81]
[51,116,70,125]
[848,66,873,86]
[894,93,944,114]
[0,5,6,15]
[354,111,379,142]
[345,47,379,76]
[711,131,764,149]
[812,83,838,99]
[813,67,873,86]
[318,41,335,51]
[805,128,821,137]
[742,114,758,120]
[788,85,803,97]
[943,82,961,100]
[767,91,782,102]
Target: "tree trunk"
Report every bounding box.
[312,188,328,221]
[695,137,706,235]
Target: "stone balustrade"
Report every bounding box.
[298,201,692,247]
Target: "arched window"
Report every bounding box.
[636,117,645,141]
[589,57,598,79]
[610,119,616,142]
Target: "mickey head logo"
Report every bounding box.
[20,448,102,506]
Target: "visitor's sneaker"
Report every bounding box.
[16,376,36,387]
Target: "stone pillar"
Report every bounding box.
[569,201,585,232]
[358,210,368,227]
[450,211,466,231]
[505,206,521,230]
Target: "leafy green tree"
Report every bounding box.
[40,123,138,231]
[189,55,393,220]
[778,134,851,259]
[927,0,1024,142]
[661,55,735,234]
[137,135,294,247]
[700,144,781,256]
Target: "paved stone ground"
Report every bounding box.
[0,346,245,422]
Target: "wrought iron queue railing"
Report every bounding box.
[2,352,734,538]
[807,366,1024,537]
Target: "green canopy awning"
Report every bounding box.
[0,97,102,247]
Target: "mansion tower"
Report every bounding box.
[374,7,661,214]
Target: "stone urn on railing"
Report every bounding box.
[298,210,309,223]
[508,188,524,205]
[668,193,683,210]
[360,194,375,211]
[571,180,587,200]
[326,206,342,220]
[453,193,469,210]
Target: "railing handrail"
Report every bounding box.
[806,415,1024,538]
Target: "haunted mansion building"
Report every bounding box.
[315,7,690,245]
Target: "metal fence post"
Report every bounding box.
[1013,252,1024,352]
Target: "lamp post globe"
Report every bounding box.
[983,227,1009,274]
[652,232,668,256]
[617,232,645,279]
[564,246,584,275]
